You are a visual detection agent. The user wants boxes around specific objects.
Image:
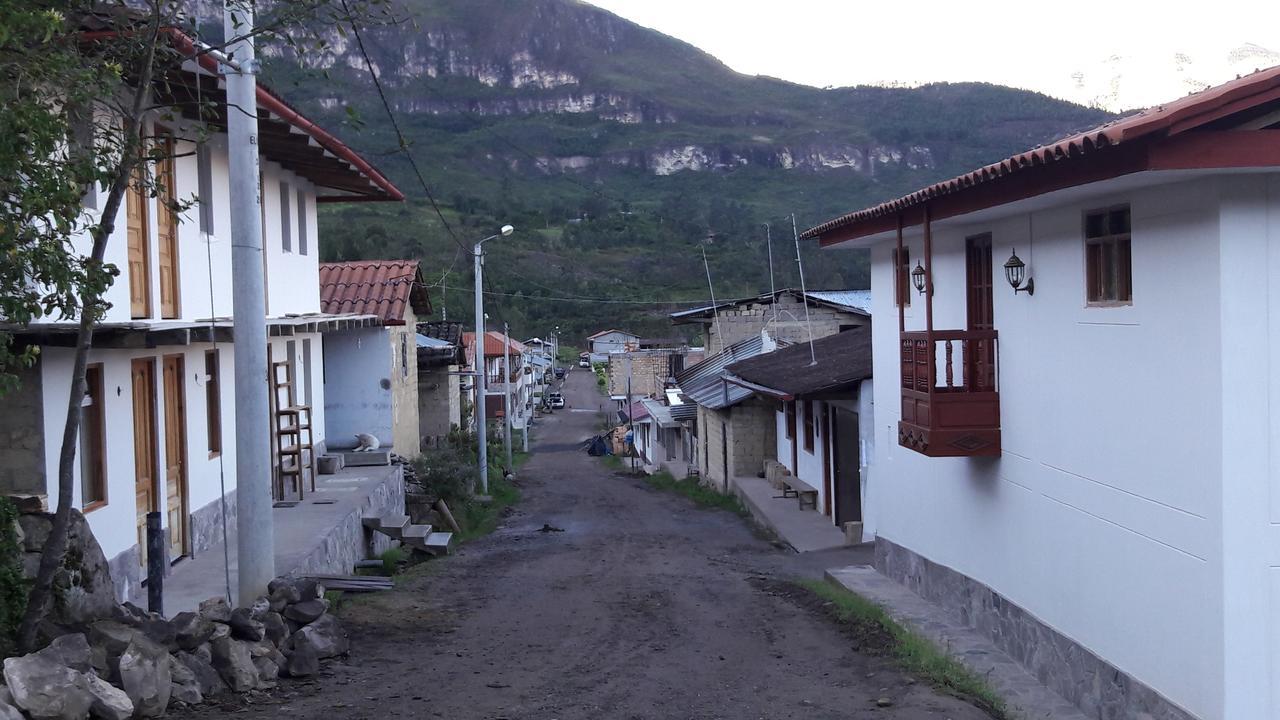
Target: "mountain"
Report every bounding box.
[259,0,1111,342]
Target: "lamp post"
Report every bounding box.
[473,224,514,494]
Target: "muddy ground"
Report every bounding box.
[179,370,994,720]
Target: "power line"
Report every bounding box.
[340,0,469,256]
[436,283,707,305]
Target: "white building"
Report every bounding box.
[0,37,403,603]
[586,328,639,359]
[803,66,1280,720]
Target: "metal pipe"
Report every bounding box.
[503,322,513,470]
[224,0,274,606]
[473,242,488,494]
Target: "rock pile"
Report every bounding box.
[1,579,348,719]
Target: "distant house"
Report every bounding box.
[725,327,874,540]
[319,260,432,459]
[463,331,532,428]
[586,329,639,357]
[801,66,1280,720]
[605,346,702,400]
[416,321,465,449]
[675,333,786,490]
[0,30,403,603]
[670,288,869,352]
[629,396,697,476]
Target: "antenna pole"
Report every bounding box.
[701,239,725,356]
[792,214,817,366]
[765,223,779,328]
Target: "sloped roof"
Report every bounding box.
[418,321,463,347]
[640,398,680,429]
[726,326,873,398]
[670,288,871,323]
[588,328,638,340]
[803,64,1280,244]
[676,333,786,410]
[463,331,523,358]
[319,260,432,324]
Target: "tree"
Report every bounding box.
[7,0,395,652]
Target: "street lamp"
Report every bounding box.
[474,224,514,494]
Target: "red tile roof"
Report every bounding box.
[803,64,1280,244]
[319,260,432,324]
[462,331,525,358]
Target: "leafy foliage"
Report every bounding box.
[0,497,26,659]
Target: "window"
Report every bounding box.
[301,338,313,406]
[802,400,814,452]
[785,401,796,441]
[197,142,214,235]
[1085,205,1132,305]
[205,350,222,456]
[279,182,292,252]
[296,189,308,256]
[894,247,911,307]
[401,333,409,379]
[80,365,106,509]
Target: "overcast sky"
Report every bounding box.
[584,0,1280,111]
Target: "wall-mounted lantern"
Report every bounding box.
[911,260,927,295]
[1003,249,1034,295]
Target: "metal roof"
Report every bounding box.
[804,290,872,315]
[669,403,698,421]
[802,64,1280,244]
[726,325,873,398]
[416,334,452,349]
[639,398,679,429]
[670,288,871,321]
[675,332,784,410]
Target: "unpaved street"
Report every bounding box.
[181,370,993,720]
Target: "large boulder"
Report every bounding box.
[87,620,137,658]
[0,685,24,720]
[251,657,279,688]
[294,614,348,659]
[268,577,320,602]
[282,599,327,625]
[84,675,133,720]
[168,655,204,706]
[17,509,117,627]
[209,637,257,693]
[118,635,171,717]
[228,608,265,642]
[267,585,299,614]
[197,597,232,624]
[2,653,95,720]
[260,612,288,647]
[171,611,215,651]
[283,632,319,677]
[174,651,226,698]
[33,633,92,674]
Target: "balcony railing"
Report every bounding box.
[899,329,1001,457]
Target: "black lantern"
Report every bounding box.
[1003,248,1034,295]
[911,260,927,294]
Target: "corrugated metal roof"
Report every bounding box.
[670,288,871,321]
[675,332,784,410]
[669,403,697,421]
[319,260,432,324]
[639,398,679,429]
[802,64,1280,243]
[804,290,872,314]
[416,334,452,349]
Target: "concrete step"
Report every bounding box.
[363,514,410,539]
[400,524,434,549]
[423,532,453,556]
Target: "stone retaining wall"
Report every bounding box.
[290,465,404,577]
[875,537,1197,720]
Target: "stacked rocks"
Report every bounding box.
[0,579,349,719]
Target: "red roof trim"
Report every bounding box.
[804,65,1280,243]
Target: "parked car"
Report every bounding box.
[554,368,567,379]
[549,393,566,409]
[578,358,590,368]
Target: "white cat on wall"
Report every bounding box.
[353,433,381,452]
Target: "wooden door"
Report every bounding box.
[821,404,833,517]
[966,234,994,331]
[162,355,188,560]
[156,133,180,319]
[832,408,863,526]
[131,359,158,567]
[126,171,151,318]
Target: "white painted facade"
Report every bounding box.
[588,330,639,355]
[844,171,1280,719]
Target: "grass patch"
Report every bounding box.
[601,454,624,471]
[456,472,522,543]
[642,470,748,516]
[795,578,1008,718]
[379,547,406,576]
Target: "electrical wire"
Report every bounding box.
[435,282,708,305]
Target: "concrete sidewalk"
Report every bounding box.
[730,474,847,552]
[162,463,403,615]
[826,565,1088,720]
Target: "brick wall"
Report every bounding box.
[704,295,866,350]
[608,350,679,397]
[696,399,778,489]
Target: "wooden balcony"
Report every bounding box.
[899,330,1001,457]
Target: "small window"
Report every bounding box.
[279,182,292,252]
[785,401,796,440]
[80,365,107,509]
[296,189,308,256]
[1084,205,1132,305]
[894,247,911,307]
[197,142,214,235]
[802,400,814,452]
[401,333,409,379]
[205,350,222,456]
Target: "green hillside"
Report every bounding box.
[261,0,1111,341]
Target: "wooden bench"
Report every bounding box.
[777,476,819,512]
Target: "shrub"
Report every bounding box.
[0,497,27,659]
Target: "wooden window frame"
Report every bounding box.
[1084,204,1133,307]
[80,364,107,512]
[893,246,911,307]
[802,400,814,453]
[205,350,222,458]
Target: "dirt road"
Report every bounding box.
[183,370,994,720]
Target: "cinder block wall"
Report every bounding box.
[728,399,777,477]
[0,361,46,495]
[706,296,865,349]
[698,405,728,488]
[608,351,676,397]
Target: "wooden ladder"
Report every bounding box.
[271,359,315,500]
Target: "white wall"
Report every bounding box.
[863,175,1226,719]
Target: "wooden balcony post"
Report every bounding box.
[923,205,934,388]
[896,215,905,334]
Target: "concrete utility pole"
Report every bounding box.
[223,0,273,606]
[472,225,513,494]
[502,322,513,471]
